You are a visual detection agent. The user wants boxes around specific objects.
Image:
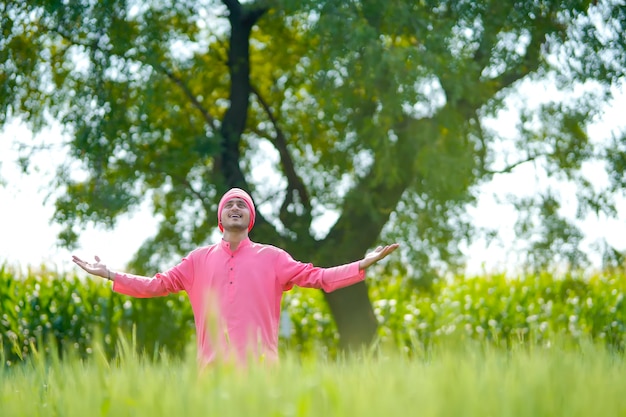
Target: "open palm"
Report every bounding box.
[71,255,109,279]
[360,244,400,270]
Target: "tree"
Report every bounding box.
[1,0,625,350]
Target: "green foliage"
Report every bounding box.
[368,272,626,355]
[0,265,194,366]
[1,0,625,276]
[2,265,625,365]
[2,335,626,417]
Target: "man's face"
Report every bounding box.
[220,197,251,232]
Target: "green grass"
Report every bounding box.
[2,339,625,417]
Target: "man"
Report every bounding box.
[73,188,399,365]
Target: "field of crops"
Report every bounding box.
[2,337,625,417]
[3,265,625,363]
[2,265,626,416]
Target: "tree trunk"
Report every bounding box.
[324,283,379,351]
[219,1,267,188]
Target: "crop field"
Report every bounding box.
[1,338,625,417]
[2,266,626,416]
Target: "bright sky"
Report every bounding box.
[0,119,160,274]
[1,86,625,276]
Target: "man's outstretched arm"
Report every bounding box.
[276,243,400,292]
[71,254,192,297]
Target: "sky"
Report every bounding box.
[1,86,625,277]
[0,119,160,274]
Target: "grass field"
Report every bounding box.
[1,339,625,417]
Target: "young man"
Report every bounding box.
[73,188,399,365]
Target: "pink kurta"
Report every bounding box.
[112,237,365,364]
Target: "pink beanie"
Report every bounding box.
[217,188,256,232]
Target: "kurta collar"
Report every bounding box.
[220,236,252,252]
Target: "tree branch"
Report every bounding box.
[472,1,507,67]
[48,24,220,139]
[487,3,565,94]
[492,29,546,91]
[484,154,540,175]
[169,172,211,210]
[441,5,559,118]
[318,116,423,265]
[250,84,312,225]
[154,64,219,135]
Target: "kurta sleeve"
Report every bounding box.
[275,249,365,292]
[112,252,196,298]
